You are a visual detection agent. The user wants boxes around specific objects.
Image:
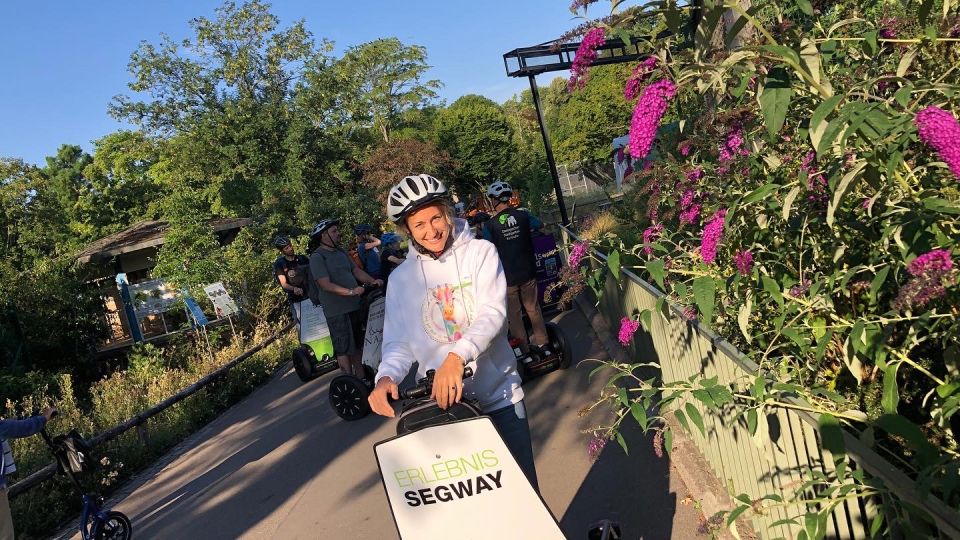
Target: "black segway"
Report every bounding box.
[328,283,385,421]
[512,320,573,383]
[290,299,340,383]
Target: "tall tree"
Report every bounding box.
[433,95,513,196]
[333,38,441,144]
[43,145,93,238]
[551,64,634,165]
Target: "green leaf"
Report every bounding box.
[742,183,780,205]
[692,276,716,324]
[870,512,885,537]
[782,185,801,220]
[646,259,665,289]
[747,408,758,435]
[809,95,842,150]
[617,387,629,406]
[923,197,960,214]
[640,309,653,332]
[794,0,813,16]
[827,161,866,227]
[692,388,716,409]
[685,402,706,436]
[674,409,691,433]
[607,249,621,280]
[882,363,900,413]
[863,31,878,55]
[869,267,889,304]
[631,402,649,429]
[817,116,847,155]
[664,428,673,456]
[919,0,935,25]
[727,504,752,526]
[818,413,845,456]
[894,85,912,108]
[615,432,629,455]
[761,275,783,306]
[759,68,794,137]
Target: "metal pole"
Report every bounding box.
[528,75,569,225]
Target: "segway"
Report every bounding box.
[328,283,385,421]
[512,320,573,383]
[373,368,566,540]
[290,299,340,382]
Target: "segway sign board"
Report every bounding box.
[293,300,335,360]
[374,417,563,540]
[361,295,386,371]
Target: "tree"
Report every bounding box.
[551,64,634,165]
[433,95,513,196]
[43,145,93,239]
[151,190,226,295]
[0,158,71,266]
[333,38,442,144]
[360,139,457,196]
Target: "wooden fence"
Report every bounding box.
[560,225,960,539]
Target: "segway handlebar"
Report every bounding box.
[400,367,474,401]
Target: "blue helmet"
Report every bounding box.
[381,232,400,245]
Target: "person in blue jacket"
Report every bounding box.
[1,407,56,539]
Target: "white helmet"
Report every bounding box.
[386,174,449,223]
[487,180,513,200]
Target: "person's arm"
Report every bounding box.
[0,408,55,439]
[481,222,493,241]
[351,264,382,286]
[387,255,405,265]
[448,241,508,369]
[311,253,363,297]
[276,274,303,296]
[528,212,543,231]
[361,236,381,250]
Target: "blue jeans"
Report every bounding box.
[488,400,539,492]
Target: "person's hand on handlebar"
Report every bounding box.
[41,407,58,421]
[370,279,384,288]
[369,377,399,417]
[432,353,465,410]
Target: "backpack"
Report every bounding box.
[53,430,95,474]
[348,247,364,270]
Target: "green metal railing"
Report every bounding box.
[560,225,960,539]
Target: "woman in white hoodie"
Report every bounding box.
[368,174,538,490]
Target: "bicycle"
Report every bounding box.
[39,413,132,540]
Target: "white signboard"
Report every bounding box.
[374,417,563,540]
[130,279,179,317]
[361,296,385,370]
[294,300,329,344]
[202,282,239,317]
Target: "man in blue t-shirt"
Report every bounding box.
[355,224,383,279]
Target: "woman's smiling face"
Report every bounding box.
[406,203,450,254]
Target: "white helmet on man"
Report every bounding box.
[486,180,513,201]
[386,174,449,223]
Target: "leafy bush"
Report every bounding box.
[561,0,960,536]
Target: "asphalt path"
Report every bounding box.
[80,309,703,539]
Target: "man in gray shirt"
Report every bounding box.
[308,218,383,378]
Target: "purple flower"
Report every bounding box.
[679,141,692,156]
[682,306,697,321]
[699,208,727,264]
[653,429,664,458]
[679,204,701,226]
[568,27,606,91]
[908,249,953,276]
[624,57,658,100]
[685,168,704,182]
[642,223,663,255]
[627,79,677,159]
[568,241,590,268]
[789,279,812,298]
[588,434,607,461]
[618,317,641,346]
[915,106,960,180]
[733,250,754,276]
[569,0,599,13]
[719,126,750,163]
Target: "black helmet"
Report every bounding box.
[354,224,374,236]
[272,235,291,248]
[310,218,340,239]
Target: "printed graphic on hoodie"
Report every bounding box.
[423,280,476,343]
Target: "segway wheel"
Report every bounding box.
[547,321,573,369]
[95,511,132,540]
[329,375,371,421]
[292,346,317,382]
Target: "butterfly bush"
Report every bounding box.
[627,80,677,159]
[699,208,727,264]
[567,27,606,91]
[915,106,960,180]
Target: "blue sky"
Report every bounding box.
[1,1,581,166]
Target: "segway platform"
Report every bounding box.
[291,300,338,382]
[328,285,386,420]
[374,417,564,540]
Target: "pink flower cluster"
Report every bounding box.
[679,189,701,226]
[628,79,677,159]
[618,317,641,346]
[568,241,590,268]
[679,141,692,156]
[894,249,956,312]
[568,27,606,91]
[789,279,812,298]
[588,434,607,461]
[915,106,960,180]
[642,223,663,255]
[718,126,750,163]
[699,208,727,264]
[685,168,704,182]
[733,250,754,276]
[624,56,658,100]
